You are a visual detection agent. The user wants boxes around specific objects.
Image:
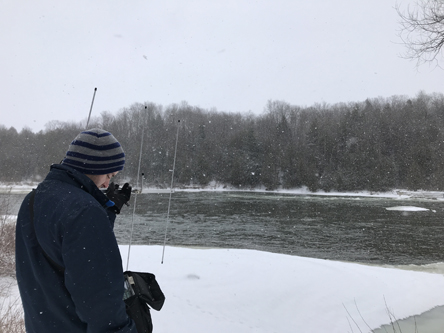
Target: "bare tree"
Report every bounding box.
[396,0,444,66]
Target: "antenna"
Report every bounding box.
[126,106,147,270]
[86,87,97,129]
[161,120,181,264]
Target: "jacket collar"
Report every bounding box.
[47,164,112,208]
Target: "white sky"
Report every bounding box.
[1,0,443,132]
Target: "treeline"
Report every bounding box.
[2,92,444,192]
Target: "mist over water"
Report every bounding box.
[114,191,444,266]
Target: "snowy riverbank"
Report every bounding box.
[3,245,444,333]
[3,181,444,201]
[122,245,444,333]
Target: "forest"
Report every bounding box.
[1,91,444,192]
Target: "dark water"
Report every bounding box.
[115,191,444,265]
[4,191,444,265]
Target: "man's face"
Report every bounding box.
[86,172,119,188]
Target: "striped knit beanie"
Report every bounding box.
[61,128,125,175]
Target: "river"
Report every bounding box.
[115,190,444,266]
[3,189,444,266]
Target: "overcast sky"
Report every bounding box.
[1,0,443,132]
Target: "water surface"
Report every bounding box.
[115,191,444,265]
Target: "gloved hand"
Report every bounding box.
[105,182,132,214]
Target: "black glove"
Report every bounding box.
[105,182,132,214]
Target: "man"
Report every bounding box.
[16,128,137,332]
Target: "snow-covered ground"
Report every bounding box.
[4,245,443,333]
[0,215,18,223]
[121,245,444,333]
[0,184,36,194]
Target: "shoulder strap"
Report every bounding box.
[29,189,65,274]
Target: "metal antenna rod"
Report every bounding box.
[126,106,147,270]
[161,120,180,264]
[86,87,97,129]
[127,195,138,271]
[135,109,146,191]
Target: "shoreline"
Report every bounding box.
[123,243,444,272]
[2,183,444,201]
[373,305,444,333]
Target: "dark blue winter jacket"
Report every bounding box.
[16,164,137,333]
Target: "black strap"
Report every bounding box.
[29,189,65,273]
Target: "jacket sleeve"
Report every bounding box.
[61,204,137,333]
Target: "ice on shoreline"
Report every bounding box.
[385,206,430,211]
[2,182,444,201]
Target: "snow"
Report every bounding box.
[3,181,444,201]
[0,184,36,194]
[0,215,18,223]
[142,185,444,201]
[120,245,444,333]
[385,206,430,211]
[2,244,444,332]
[0,276,21,318]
